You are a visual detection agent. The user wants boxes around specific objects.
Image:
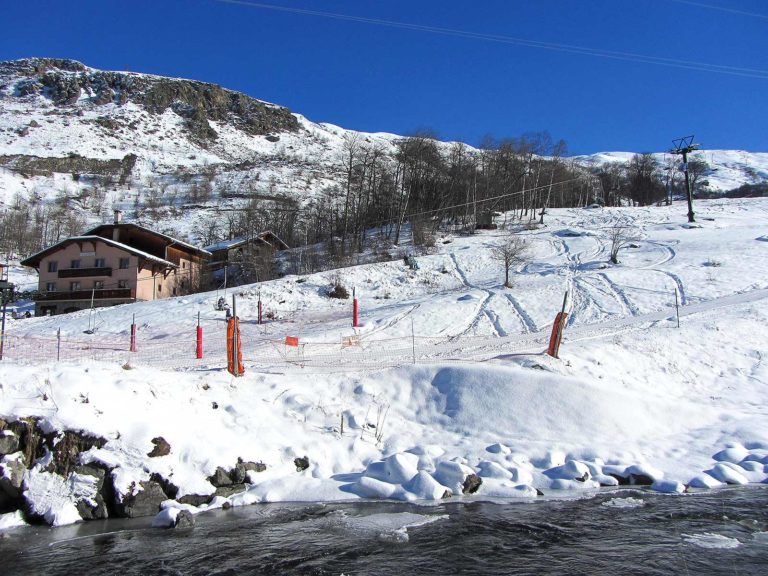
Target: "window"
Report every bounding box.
[118,280,128,289]
[119,257,130,269]
[94,280,104,289]
[70,281,81,291]
[71,260,80,269]
[46,282,56,292]
[94,258,105,268]
[157,284,162,293]
[47,261,58,273]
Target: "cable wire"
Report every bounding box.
[214,0,768,79]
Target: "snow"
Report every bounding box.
[682,532,742,550]
[1,198,768,526]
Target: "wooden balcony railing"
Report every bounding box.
[58,267,113,278]
[35,288,134,302]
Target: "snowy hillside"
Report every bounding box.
[576,150,768,193]
[1,199,767,528]
[1,58,766,253]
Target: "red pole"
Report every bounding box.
[130,314,137,352]
[353,286,358,328]
[196,311,203,359]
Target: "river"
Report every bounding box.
[2,486,767,575]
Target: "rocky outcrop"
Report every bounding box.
[1,58,300,145]
[0,153,137,182]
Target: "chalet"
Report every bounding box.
[204,231,289,271]
[20,212,211,316]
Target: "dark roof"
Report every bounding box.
[20,236,178,268]
[85,223,211,256]
[204,231,289,252]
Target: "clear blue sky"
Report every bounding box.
[2,0,766,154]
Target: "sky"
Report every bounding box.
[2,0,766,155]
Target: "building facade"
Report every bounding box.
[21,214,210,316]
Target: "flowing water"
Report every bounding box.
[2,486,767,575]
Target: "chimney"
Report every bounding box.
[113,210,122,242]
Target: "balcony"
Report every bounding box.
[35,288,134,302]
[58,267,113,278]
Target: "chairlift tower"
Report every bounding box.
[670,135,700,223]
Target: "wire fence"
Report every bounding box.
[4,287,764,372]
[0,319,559,372]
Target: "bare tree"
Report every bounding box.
[491,232,529,288]
[608,223,639,264]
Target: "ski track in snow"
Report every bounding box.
[597,273,641,316]
[504,294,538,333]
[450,251,501,337]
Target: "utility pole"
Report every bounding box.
[670,135,700,223]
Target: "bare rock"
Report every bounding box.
[114,480,168,518]
[0,453,26,500]
[462,474,483,494]
[294,456,309,472]
[178,493,212,507]
[72,465,108,520]
[0,431,19,455]
[214,483,246,499]
[147,437,171,458]
[209,467,233,487]
[174,509,195,529]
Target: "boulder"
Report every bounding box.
[0,431,19,455]
[178,493,212,507]
[294,456,309,472]
[214,483,247,499]
[209,467,233,487]
[462,474,483,494]
[175,509,195,529]
[72,465,108,520]
[114,480,168,518]
[0,453,26,499]
[147,437,171,458]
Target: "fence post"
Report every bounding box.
[130,313,137,353]
[258,290,263,325]
[0,300,6,361]
[57,328,61,362]
[353,286,359,328]
[674,287,680,328]
[196,311,203,359]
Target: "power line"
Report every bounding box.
[214,0,768,79]
[666,0,768,21]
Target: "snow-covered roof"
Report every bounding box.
[20,236,178,269]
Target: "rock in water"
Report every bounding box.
[115,480,168,518]
[174,509,195,528]
[462,474,482,494]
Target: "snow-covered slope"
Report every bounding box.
[2,199,767,527]
[576,150,768,192]
[1,58,766,252]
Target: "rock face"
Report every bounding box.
[1,58,300,145]
[72,465,109,520]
